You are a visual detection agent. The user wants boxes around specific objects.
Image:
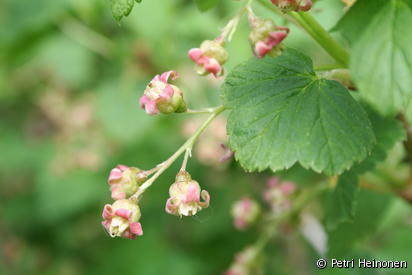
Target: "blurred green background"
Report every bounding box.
[1,0,412,274]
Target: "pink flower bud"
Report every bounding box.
[249,17,289,58]
[188,40,228,77]
[271,0,313,12]
[224,246,263,275]
[102,199,143,239]
[165,171,210,216]
[139,71,187,115]
[231,197,260,230]
[263,177,296,215]
[108,165,146,200]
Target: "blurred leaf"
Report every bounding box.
[352,105,405,174]
[351,0,412,118]
[326,172,359,230]
[194,0,220,11]
[327,189,393,257]
[331,0,387,44]
[96,81,153,144]
[35,169,105,223]
[222,49,375,175]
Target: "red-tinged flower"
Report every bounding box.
[165,171,210,216]
[271,0,313,12]
[188,40,228,77]
[249,16,289,58]
[108,164,146,200]
[224,246,263,275]
[231,197,261,230]
[263,177,296,215]
[102,199,143,239]
[139,71,187,115]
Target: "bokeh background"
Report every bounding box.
[1,0,412,274]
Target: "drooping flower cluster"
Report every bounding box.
[225,246,263,275]
[139,71,187,115]
[165,170,210,216]
[102,165,146,239]
[248,16,289,58]
[231,197,261,230]
[263,177,296,215]
[271,0,313,12]
[188,39,228,77]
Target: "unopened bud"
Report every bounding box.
[188,40,228,77]
[108,164,146,200]
[140,71,187,115]
[231,197,261,230]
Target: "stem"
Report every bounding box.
[186,108,217,114]
[181,148,191,171]
[130,105,225,200]
[290,12,349,67]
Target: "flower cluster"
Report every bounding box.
[271,0,313,12]
[263,177,296,215]
[102,165,146,239]
[139,71,187,115]
[225,246,263,275]
[188,39,228,77]
[248,16,289,58]
[231,197,261,230]
[165,170,210,216]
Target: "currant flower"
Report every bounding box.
[271,0,313,12]
[225,246,263,275]
[108,164,146,200]
[231,197,261,230]
[139,71,187,115]
[165,170,210,216]
[188,39,228,77]
[102,199,143,239]
[248,15,289,58]
[263,177,296,215]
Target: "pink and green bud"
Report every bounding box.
[188,40,228,77]
[102,199,143,239]
[263,177,296,215]
[249,17,289,58]
[271,0,313,12]
[225,246,263,275]
[165,171,210,217]
[108,164,146,200]
[231,197,261,230]
[139,71,187,115]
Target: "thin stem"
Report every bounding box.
[186,108,217,114]
[315,64,345,71]
[220,0,254,42]
[291,12,349,67]
[181,148,191,171]
[130,105,226,200]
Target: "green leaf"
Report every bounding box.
[331,0,387,44]
[110,0,137,21]
[326,172,359,231]
[353,105,405,174]
[327,189,393,257]
[351,0,412,117]
[325,106,404,230]
[194,0,220,11]
[221,49,375,175]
